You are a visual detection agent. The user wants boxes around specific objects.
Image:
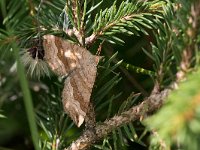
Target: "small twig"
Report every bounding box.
[27,0,35,16]
[85,103,96,129]
[176,1,200,81]
[65,0,85,47]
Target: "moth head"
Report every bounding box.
[21,37,50,78]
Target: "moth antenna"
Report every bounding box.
[36,0,44,40]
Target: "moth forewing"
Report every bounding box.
[43,35,100,127]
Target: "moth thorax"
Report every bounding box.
[27,38,44,60]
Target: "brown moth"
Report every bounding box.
[43,35,100,127]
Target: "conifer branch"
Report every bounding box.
[65,2,200,148]
[85,1,165,45]
[176,1,200,81]
[65,0,86,46]
[65,87,171,150]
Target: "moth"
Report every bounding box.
[43,35,100,127]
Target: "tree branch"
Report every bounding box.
[65,88,171,150]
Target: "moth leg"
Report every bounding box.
[60,68,77,81]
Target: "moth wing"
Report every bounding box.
[62,66,97,127]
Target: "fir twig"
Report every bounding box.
[85,1,165,45]
[65,0,86,46]
[176,1,200,81]
[65,86,170,150]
